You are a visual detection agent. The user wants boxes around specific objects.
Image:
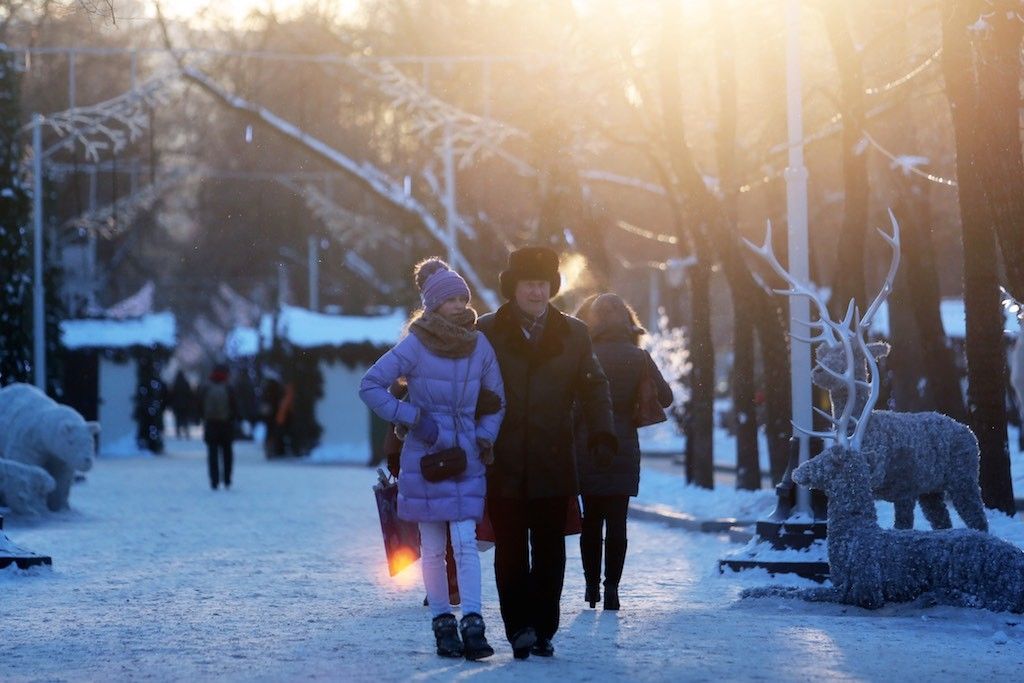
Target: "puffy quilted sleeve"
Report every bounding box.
[359,336,421,427]
[474,334,505,444]
[575,326,615,439]
[643,350,674,407]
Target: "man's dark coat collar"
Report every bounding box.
[493,302,570,363]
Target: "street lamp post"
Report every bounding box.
[720,0,827,580]
[784,0,814,518]
[308,235,319,312]
[442,120,457,266]
[32,113,45,391]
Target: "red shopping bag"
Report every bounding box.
[373,470,421,576]
[477,495,582,544]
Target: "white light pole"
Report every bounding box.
[719,0,826,580]
[32,114,45,391]
[442,120,457,265]
[785,0,813,515]
[308,235,319,312]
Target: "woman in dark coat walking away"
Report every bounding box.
[360,257,505,661]
[575,293,673,611]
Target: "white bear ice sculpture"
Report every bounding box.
[0,459,56,515]
[0,383,99,511]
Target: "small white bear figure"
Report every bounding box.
[0,383,99,511]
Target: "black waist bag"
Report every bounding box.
[420,446,467,483]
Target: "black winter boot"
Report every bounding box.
[510,626,537,660]
[585,584,601,608]
[603,584,620,611]
[604,537,626,611]
[431,613,464,658]
[459,613,494,661]
[580,526,603,608]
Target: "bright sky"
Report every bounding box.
[153,0,363,23]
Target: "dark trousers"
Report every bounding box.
[488,495,569,643]
[580,495,630,589]
[207,440,233,487]
[205,421,234,488]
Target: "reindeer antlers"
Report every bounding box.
[789,302,880,449]
[746,212,900,450]
[859,209,901,334]
[742,221,838,346]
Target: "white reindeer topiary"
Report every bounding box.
[742,273,1024,612]
[746,213,987,532]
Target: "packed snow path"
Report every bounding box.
[2,440,1023,681]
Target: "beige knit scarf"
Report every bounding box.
[410,308,479,358]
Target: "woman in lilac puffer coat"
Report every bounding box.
[359,257,505,661]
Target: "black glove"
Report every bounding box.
[590,433,618,469]
[387,450,401,479]
[475,388,502,419]
[476,438,494,465]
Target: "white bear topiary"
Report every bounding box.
[0,383,98,511]
[0,459,56,515]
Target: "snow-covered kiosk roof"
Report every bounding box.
[260,305,405,364]
[61,312,177,351]
[224,326,262,360]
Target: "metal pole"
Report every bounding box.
[649,268,661,332]
[308,235,319,312]
[32,114,45,391]
[87,169,97,309]
[68,50,76,108]
[785,0,813,514]
[277,262,288,307]
[443,121,457,265]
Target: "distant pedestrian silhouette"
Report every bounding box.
[170,370,194,439]
[202,364,236,490]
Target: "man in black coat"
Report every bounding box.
[477,246,616,659]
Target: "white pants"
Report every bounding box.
[419,519,481,618]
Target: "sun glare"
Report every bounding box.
[153,0,363,23]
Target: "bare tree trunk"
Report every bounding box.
[658,0,714,488]
[686,264,717,489]
[713,3,760,490]
[822,4,869,315]
[658,0,792,488]
[942,0,1016,515]
[888,4,967,421]
[972,3,1024,304]
[761,102,793,485]
[891,179,967,420]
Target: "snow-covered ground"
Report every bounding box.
[3,436,1024,681]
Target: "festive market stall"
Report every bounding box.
[60,312,176,455]
[260,306,404,463]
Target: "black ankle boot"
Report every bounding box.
[531,636,554,657]
[431,613,464,657]
[603,585,620,611]
[460,613,494,661]
[585,584,601,608]
[511,626,536,660]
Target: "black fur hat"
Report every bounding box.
[499,246,561,300]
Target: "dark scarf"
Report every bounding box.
[410,308,479,358]
[516,305,548,347]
